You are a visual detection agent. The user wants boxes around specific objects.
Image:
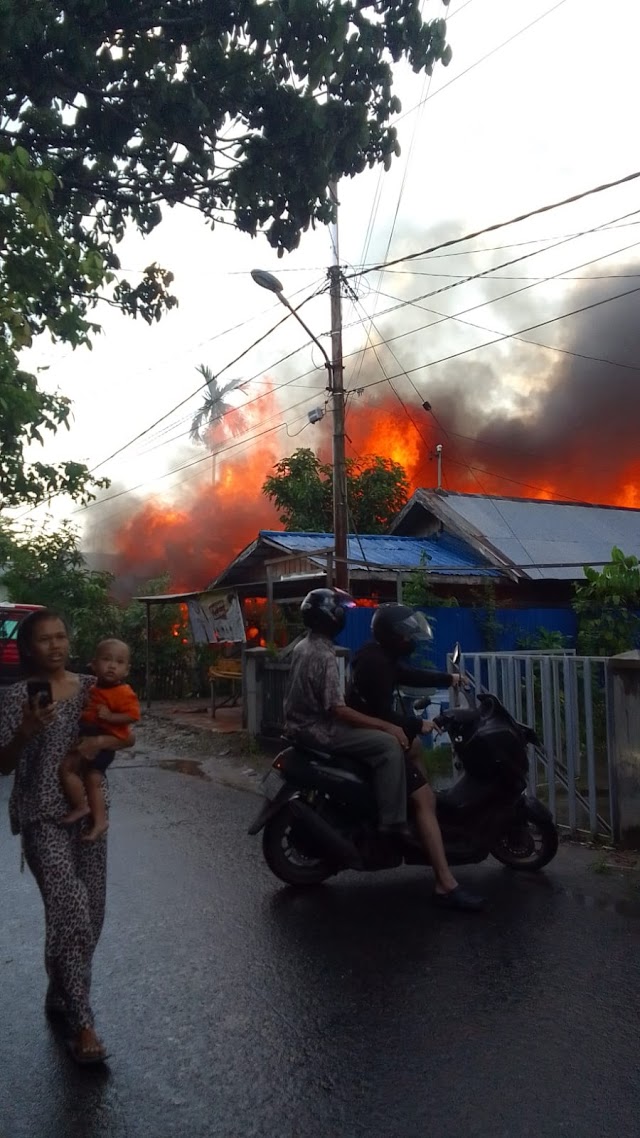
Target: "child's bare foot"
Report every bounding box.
[81,819,109,842]
[60,806,91,827]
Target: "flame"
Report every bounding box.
[111,390,280,592]
[106,381,640,595]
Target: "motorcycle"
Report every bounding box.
[248,645,559,887]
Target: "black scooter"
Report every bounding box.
[249,647,559,886]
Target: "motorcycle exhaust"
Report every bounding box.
[288,799,361,869]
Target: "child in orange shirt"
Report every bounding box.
[60,639,140,841]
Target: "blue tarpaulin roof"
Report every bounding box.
[258,531,495,573]
[212,529,498,589]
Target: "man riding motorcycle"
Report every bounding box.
[347,603,483,910]
[283,588,412,837]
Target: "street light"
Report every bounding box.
[252,269,349,589]
[250,270,332,373]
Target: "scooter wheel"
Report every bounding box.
[491,814,559,872]
[262,805,335,886]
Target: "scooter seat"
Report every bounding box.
[282,738,368,782]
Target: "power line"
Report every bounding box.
[15,282,329,521]
[395,0,571,126]
[95,217,640,476]
[363,228,640,384]
[393,217,640,262]
[352,278,640,394]
[69,394,320,517]
[382,270,640,281]
[346,168,640,280]
[341,207,640,337]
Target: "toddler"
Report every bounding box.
[61,638,140,840]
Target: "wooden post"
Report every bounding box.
[145,601,152,711]
[266,564,274,646]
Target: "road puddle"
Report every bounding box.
[562,887,640,919]
[157,759,211,781]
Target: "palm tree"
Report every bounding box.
[189,365,243,444]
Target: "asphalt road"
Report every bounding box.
[1,757,639,1138]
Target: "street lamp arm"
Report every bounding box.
[276,294,332,377]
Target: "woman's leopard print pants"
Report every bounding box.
[23,822,107,1032]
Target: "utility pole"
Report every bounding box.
[328,179,349,592]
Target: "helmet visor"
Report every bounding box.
[395,611,434,643]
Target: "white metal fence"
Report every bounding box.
[456,651,613,836]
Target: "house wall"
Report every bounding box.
[336,605,579,671]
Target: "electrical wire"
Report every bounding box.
[351,278,640,394]
[340,207,640,336]
[360,228,640,387]
[345,168,640,280]
[395,0,571,127]
[390,217,640,262]
[68,391,324,517]
[14,281,329,521]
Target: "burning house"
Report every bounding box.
[391,490,640,604]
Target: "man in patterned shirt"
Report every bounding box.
[284,588,410,836]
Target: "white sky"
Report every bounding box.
[15,0,640,538]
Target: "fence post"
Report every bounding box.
[606,650,640,848]
[244,648,268,738]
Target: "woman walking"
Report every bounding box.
[0,609,132,1064]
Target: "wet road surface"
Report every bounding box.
[1,761,639,1138]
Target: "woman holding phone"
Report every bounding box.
[0,609,133,1065]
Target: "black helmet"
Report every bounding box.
[371,604,434,657]
[300,588,355,638]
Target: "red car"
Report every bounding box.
[0,604,44,685]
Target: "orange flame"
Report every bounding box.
[109,386,640,594]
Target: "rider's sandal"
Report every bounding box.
[432,885,485,911]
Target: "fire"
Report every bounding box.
[353,408,421,480]
[110,390,281,593]
[105,377,640,595]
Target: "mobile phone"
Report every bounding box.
[26,680,53,708]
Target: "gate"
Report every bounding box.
[457,651,613,837]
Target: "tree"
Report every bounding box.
[573,546,640,656]
[0,145,176,508]
[0,1,451,507]
[2,1,451,251]
[189,366,243,444]
[0,521,120,664]
[262,447,409,532]
[0,525,196,692]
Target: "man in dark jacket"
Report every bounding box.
[347,604,483,910]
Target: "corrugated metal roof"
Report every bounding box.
[401,492,640,580]
[258,530,495,574]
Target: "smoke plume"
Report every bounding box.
[86,253,640,593]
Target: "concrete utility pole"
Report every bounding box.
[251,181,349,591]
[328,180,349,592]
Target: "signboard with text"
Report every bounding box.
[187,590,245,645]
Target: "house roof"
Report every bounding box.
[211,529,499,589]
[392,489,640,580]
